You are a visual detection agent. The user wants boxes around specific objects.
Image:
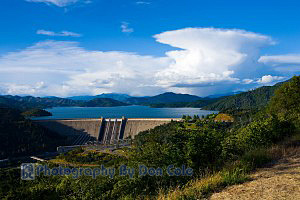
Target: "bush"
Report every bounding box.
[236,116,292,151]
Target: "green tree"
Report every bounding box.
[268,76,300,128]
[185,115,192,122]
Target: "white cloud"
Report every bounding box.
[121,22,134,33]
[242,79,254,84]
[153,28,274,94]
[257,75,285,84]
[37,30,82,37]
[258,54,300,73]
[0,82,46,96]
[0,40,169,97]
[26,0,90,7]
[136,1,151,5]
[259,54,300,65]
[0,28,291,97]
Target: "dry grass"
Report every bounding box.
[157,134,300,200]
[210,153,300,199]
[210,134,300,200]
[157,173,226,200]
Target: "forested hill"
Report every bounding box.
[202,81,285,111]
[68,93,131,101]
[0,96,129,111]
[126,92,202,104]
[81,98,129,107]
[1,96,78,110]
[146,98,222,108]
[0,107,66,159]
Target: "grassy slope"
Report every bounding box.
[158,133,300,200]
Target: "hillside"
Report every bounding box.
[1,76,300,199]
[2,95,79,110]
[203,82,284,111]
[147,98,221,108]
[81,98,129,107]
[21,108,52,117]
[126,92,201,105]
[0,107,66,159]
[68,93,131,101]
[211,137,300,200]
[0,95,130,111]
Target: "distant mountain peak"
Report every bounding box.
[126,92,201,104]
[161,92,176,95]
[68,93,132,101]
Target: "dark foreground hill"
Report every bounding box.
[0,106,66,159]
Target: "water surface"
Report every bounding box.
[33,105,218,120]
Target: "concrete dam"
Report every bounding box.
[35,117,181,145]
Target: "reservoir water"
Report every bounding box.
[33,105,218,120]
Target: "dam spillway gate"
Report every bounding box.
[99,118,126,144]
[35,117,181,145]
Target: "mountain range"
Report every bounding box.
[67,91,240,102]
[0,79,288,112]
[125,92,202,104]
[0,95,128,111]
[68,93,131,102]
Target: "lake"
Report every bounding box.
[32,106,218,120]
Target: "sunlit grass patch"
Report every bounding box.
[157,169,249,200]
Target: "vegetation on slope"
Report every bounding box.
[21,108,52,117]
[80,98,129,107]
[68,93,131,101]
[0,76,299,200]
[0,106,66,159]
[2,95,79,110]
[146,97,221,108]
[126,92,202,104]
[202,81,284,111]
[268,76,300,129]
[0,95,129,111]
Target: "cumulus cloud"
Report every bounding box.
[153,28,275,94]
[26,0,90,7]
[37,30,82,37]
[0,82,46,96]
[0,27,293,97]
[121,22,134,33]
[257,75,285,84]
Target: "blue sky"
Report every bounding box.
[0,0,300,97]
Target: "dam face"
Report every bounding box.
[35,118,180,145]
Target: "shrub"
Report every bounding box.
[236,116,292,151]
